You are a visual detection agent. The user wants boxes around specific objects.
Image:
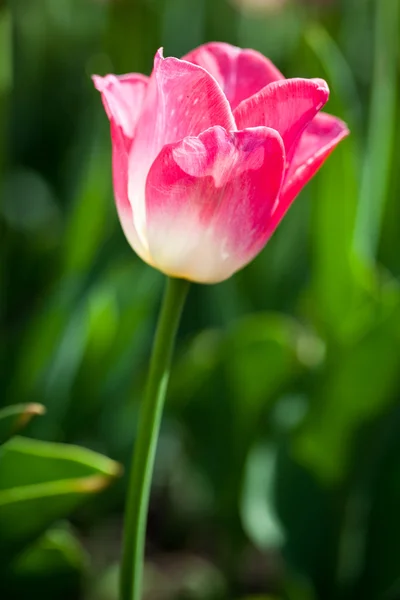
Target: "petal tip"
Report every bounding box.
[338,118,350,136]
[155,47,165,66]
[92,74,105,91]
[313,78,330,106]
[339,123,350,139]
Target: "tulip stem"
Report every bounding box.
[120,276,190,600]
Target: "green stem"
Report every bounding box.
[120,276,190,600]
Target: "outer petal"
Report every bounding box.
[144,125,285,283]
[183,42,284,110]
[279,112,350,210]
[108,123,148,259]
[234,78,330,157]
[92,73,148,146]
[264,113,349,239]
[128,49,236,248]
[93,73,150,260]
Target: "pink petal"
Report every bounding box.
[128,49,236,247]
[234,78,330,157]
[183,42,284,110]
[93,74,150,260]
[100,124,149,262]
[278,112,350,214]
[263,113,349,239]
[92,73,148,146]
[144,125,285,283]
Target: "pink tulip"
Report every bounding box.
[93,43,348,283]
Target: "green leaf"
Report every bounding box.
[0,436,121,560]
[162,0,206,57]
[354,0,399,261]
[275,444,341,597]
[353,411,400,600]
[107,0,159,75]
[0,168,60,233]
[0,6,12,95]
[225,314,323,420]
[238,2,303,67]
[4,525,88,600]
[294,283,400,484]
[62,121,114,276]
[304,23,362,137]
[303,26,362,340]
[284,570,317,600]
[240,443,285,551]
[171,313,321,540]
[0,404,46,444]
[0,5,12,172]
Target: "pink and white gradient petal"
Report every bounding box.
[144,125,285,283]
[92,73,148,146]
[92,74,150,260]
[183,42,284,110]
[234,78,330,157]
[107,123,150,262]
[128,49,236,249]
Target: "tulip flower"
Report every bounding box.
[93,43,348,284]
[93,43,349,600]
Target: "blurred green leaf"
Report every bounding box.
[0,6,11,95]
[3,524,87,600]
[354,0,399,261]
[205,0,239,43]
[294,282,400,484]
[353,410,400,600]
[379,111,400,277]
[225,314,322,420]
[31,299,91,439]
[304,23,362,137]
[169,329,224,407]
[63,123,113,276]
[0,436,121,560]
[0,403,45,444]
[107,0,160,74]
[162,0,205,56]
[303,24,362,340]
[275,444,341,599]
[0,4,11,173]
[171,313,320,555]
[240,442,285,550]
[283,570,317,600]
[238,3,303,67]
[0,168,60,234]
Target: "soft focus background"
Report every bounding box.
[1,0,400,598]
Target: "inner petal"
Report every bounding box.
[127,49,236,250]
[183,42,284,110]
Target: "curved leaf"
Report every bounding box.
[0,404,46,444]
[0,436,121,560]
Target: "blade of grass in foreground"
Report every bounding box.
[354,0,399,262]
[303,23,359,338]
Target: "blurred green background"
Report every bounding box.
[1,0,400,598]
